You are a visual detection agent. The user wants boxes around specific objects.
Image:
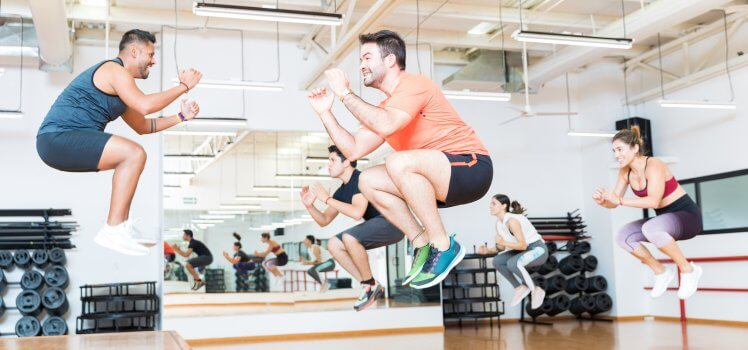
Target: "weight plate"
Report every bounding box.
[31,250,50,268]
[0,251,14,269]
[44,265,70,289]
[13,250,32,268]
[48,248,66,265]
[42,287,69,316]
[16,290,42,317]
[42,316,69,336]
[15,316,41,337]
[20,270,44,290]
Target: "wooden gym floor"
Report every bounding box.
[0,319,746,349]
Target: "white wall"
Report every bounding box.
[0,45,162,333]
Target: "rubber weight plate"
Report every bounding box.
[31,250,50,268]
[42,287,69,316]
[0,251,13,269]
[16,290,43,317]
[0,269,7,293]
[20,270,44,291]
[48,248,66,265]
[44,265,70,289]
[42,316,69,336]
[13,250,32,268]
[16,316,41,337]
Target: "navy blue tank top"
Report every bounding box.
[38,57,127,135]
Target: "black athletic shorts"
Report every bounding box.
[335,215,404,250]
[438,153,493,208]
[187,255,213,269]
[36,130,113,172]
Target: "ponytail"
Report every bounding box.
[612,125,645,156]
[510,201,526,214]
[493,194,526,214]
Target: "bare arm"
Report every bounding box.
[223,252,240,264]
[305,201,339,227]
[340,93,414,138]
[617,160,667,209]
[318,112,385,160]
[173,245,193,258]
[108,65,195,116]
[326,193,368,221]
[594,169,628,209]
[120,99,199,135]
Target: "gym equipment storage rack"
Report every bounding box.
[76,281,159,334]
[442,253,504,328]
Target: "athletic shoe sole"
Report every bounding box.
[651,270,674,298]
[410,244,466,290]
[402,251,429,286]
[94,233,149,256]
[531,288,546,309]
[678,265,702,300]
[134,238,158,248]
[355,286,384,312]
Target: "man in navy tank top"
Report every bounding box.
[36,29,203,256]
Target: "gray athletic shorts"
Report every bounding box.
[187,255,213,268]
[335,215,404,250]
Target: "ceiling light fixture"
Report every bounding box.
[192,2,343,26]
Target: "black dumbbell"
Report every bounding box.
[532,276,547,290]
[545,275,566,296]
[44,265,70,289]
[569,294,596,316]
[537,256,558,275]
[559,254,584,275]
[31,250,50,269]
[546,294,570,316]
[42,316,68,336]
[42,287,69,317]
[13,250,32,269]
[565,275,589,294]
[577,241,591,254]
[0,251,14,269]
[583,255,598,272]
[16,316,41,337]
[546,242,558,254]
[0,270,44,292]
[586,276,608,293]
[16,290,43,317]
[589,293,613,315]
[48,248,66,266]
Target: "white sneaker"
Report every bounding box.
[530,286,546,310]
[651,268,674,298]
[510,285,531,307]
[320,280,330,293]
[678,263,702,300]
[124,219,157,247]
[94,223,150,256]
[274,276,285,289]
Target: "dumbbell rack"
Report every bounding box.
[0,209,77,250]
[442,253,504,328]
[205,269,225,293]
[520,236,613,325]
[76,281,159,334]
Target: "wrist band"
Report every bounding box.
[338,89,351,102]
[178,112,187,122]
[324,197,331,205]
[180,82,190,92]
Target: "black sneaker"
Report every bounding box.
[353,283,384,312]
[191,280,205,291]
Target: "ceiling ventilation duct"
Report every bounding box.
[442,50,531,93]
[28,0,73,72]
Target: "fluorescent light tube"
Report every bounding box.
[189,118,247,127]
[275,174,331,180]
[163,131,238,136]
[306,156,369,165]
[658,100,736,110]
[208,210,249,215]
[199,215,236,219]
[512,30,633,49]
[164,154,215,160]
[252,186,301,192]
[220,204,262,210]
[192,219,224,224]
[443,91,511,102]
[172,78,284,91]
[235,196,280,202]
[193,2,343,26]
[567,130,617,137]
[0,111,24,119]
[468,22,495,35]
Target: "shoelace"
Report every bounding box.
[419,246,441,274]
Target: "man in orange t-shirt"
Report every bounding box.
[307,30,493,289]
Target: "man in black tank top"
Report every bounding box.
[302,146,404,311]
[35,29,204,256]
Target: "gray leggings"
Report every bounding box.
[492,241,548,289]
[308,259,336,284]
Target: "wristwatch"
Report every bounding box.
[338,88,352,102]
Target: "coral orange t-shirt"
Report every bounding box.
[377,73,489,156]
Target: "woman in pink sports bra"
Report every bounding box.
[593,126,703,300]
